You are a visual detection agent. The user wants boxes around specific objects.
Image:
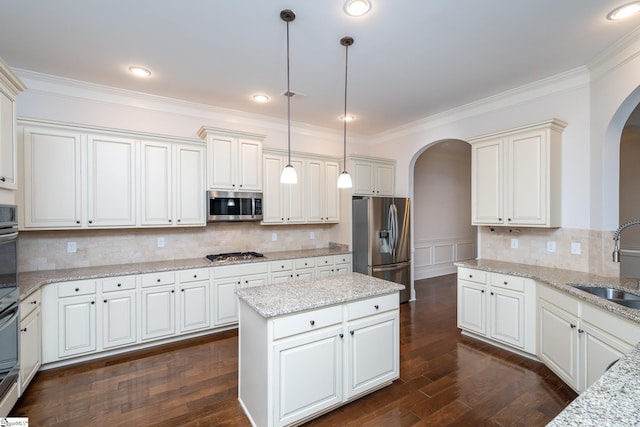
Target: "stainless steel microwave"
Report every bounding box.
[207,191,263,222]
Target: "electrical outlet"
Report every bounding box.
[310,232,315,240]
[272,233,277,241]
[547,241,556,253]
[67,242,77,253]
[571,242,581,255]
[157,237,165,248]
[511,238,518,249]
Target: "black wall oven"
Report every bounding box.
[0,205,19,404]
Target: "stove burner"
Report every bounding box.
[206,251,265,263]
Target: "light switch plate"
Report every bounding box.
[511,238,519,249]
[272,233,278,241]
[571,242,581,255]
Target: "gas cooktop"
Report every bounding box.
[206,251,265,263]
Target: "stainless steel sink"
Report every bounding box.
[609,299,640,309]
[572,285,640,309]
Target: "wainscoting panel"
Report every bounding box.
[414,238,477,280]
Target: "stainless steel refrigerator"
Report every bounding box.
[352,196,411,302]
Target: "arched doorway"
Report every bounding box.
[412,139,476,281]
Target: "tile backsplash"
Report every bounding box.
[18,223,337,272]
[479,226,619,277]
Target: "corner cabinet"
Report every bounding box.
[469,119,566,227]
[349,156,395,196]
[197,126,264,192]
[0,57,26,191]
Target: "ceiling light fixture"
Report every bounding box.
[340,115,355,122]
[280,9,298,185]
[128,66,151,77]
[252,94,269,103]
[337,36,354,189]
[607,2,640,19]
[344,0,372,17]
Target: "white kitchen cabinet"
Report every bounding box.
[470,119,566,227]
[87,134,137,227]
[141,281,176,341]
[262,152,305,224]
[457,267,536,354]
[19,289,41,396]
[140,140,205,227]
[22,126,83,228]
[538,284,640,392]
[213,278,240,326]
[350,156,395,196]
[198,127,264,191]
[0,58,25,191]
[270,259,295,284]
[305,158,340,223]
[179,279,210,333]
[294,257,316,280]
[101,289,137,349]
[58,294,97,359]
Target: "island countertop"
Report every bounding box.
[235,272,405,318]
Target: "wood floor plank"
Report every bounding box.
[11,274,577,426]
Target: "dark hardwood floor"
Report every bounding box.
[12,274,577,426]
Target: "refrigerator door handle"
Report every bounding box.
[372,262,410,273]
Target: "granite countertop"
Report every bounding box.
[235,272,405,318]
[18,247,350,300]
[547,343,640,426]
[456,259,640,323]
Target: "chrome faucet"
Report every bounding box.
[612,220,640,262]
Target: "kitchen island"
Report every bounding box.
[235,272,404,427]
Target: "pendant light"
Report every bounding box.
[280,9,298,184]
[337,36,354,189]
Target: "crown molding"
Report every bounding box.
[588,25,640,82]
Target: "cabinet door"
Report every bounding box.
[238,138,262,191]
[538,300,578,390]
[273,326,343,426]
[175,143,206,225]
[213,278,240,325]
[324,161,340,222]
[262,154,285,223]
[272,272,294,284]
[507,131,546,225]
[305,158,324,222]
[580,323,630,391]
[23,127,83,228]
[242,274,269,289]
[19,308,41,395]
[58,295,96,358]
[207,135,236,190]
[488,288,524,348]
[457,280,487,335]
[87,134,136,227]
[346,310,399,398]
[179,281,210,333]
[352,161,374,195]
[284,158,305,223]
[471,139,504,225]
[140,140,172,226]
[141,286,176,340]
[0,91,16,189]
[102,290,137,349]
[375,163,395,196]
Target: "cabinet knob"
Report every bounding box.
[89,220,93,224]
[469,274,473,278]
[508,218,512,222]
[157,279,161,282]
[193,275,197,278]
[21,327,27,332]
[177,219,181,223]
[503,281,508,285]
[239,184,243,188]
[232,184,236,187]
[339,333,344,339]
[374,305,379,310]
[168,219,172,223]
[490,292,494,295]
[76,220,81,224]
[570,324,576,329]
[310,320,315,326]
[171,290,175,293]
[0,177,5,182]
[30,300,37,304]
[498,217,502,221]
[75,288,79,292]
[350,330,355,335]
[578,329,584,334]
[91,301,95,305]
[117,283,122,287]
[481,290,485,293]
[181,289,185,292]
[104,299,107,303]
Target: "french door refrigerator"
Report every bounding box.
[352,196,411,302]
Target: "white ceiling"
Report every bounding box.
[0,1,638,137]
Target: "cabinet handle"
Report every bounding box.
[490,292,494,295]
[104,299,107,303]
[30,300,37,304]
[168,219,172,223]
[232,184,236,187]
[310,320,315,326]
[281,218,284,221]
[339,333,344,338]
[498,217,502,221]
[469,274,473,278]
[245,280,248,283]
[508,218,512,222]
[374,305,379,310]
[89,220,93,224]
[0,177,5,182]
[239,184,243,188]
[117,283,122,287]
[350,330,355,335]
[570,324,576,329]
[578,329,584,334]
[503,281,508,285]
[157,279,161,282]
[76,220,81,224]
[171,290,175,293]
[177,219,181,223]
[75,288,80,292]
[21,327,27,332]
[481,290,485,293]
[181,289,184,292]
[193,275,197,278]
[91,301,95,304]
[290,274,293,278]
[237,281,241,285]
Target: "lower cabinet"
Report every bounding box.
[538,284,640,392]
[239,292,399,427]
[141,285,176,341]
[19,289,42,396]
[179,280,210,333]
[58,294,97,359]
[102,290,137,349]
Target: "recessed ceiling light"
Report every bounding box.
[128,66,151,77]
[607,2,640,20]
[253,94,269,103]
[344,0,371,17]
[341,115,355,122]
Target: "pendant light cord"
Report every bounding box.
[286,18,292,166]
[343,42,349,171]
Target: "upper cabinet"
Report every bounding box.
[349,156,395,196]
[19,119,206,230]
[469,119,566,228]
[0,58,26,191]
[197,127,264,192]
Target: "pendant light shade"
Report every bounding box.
[280,9,298,184]
[338,36,354,189]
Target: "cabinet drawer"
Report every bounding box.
[334,254,351,265]
[347,293,399,321]
[489,273,525,292]
[215,262,269,279]
[102,276,136,292]
[58,280,96,298]
[140,271,176,287]
[178,268,211,283]
[316,256,333,267]
[20,289,41,320]
[273,305,343,340]
[294,258,316,269]
[271,259,294,272]
[458,267,486,284]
